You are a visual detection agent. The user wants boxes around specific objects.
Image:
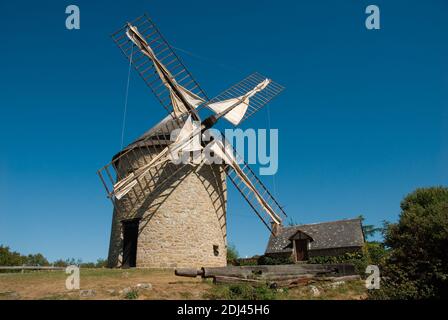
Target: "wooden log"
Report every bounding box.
[202,267,253,279]
[213,276,264,286]
[212,273,361,289]
[174,268,202,277]
[201,264,347,279]
[175,264,357,280]
[269,277,313,288]
[314,275,361,282]
[261,273,316,281]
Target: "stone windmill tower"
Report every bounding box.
[98,14,287,268]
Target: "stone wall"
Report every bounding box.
[265,246,363,262]
[107,145,227,268]
[308,246,362,258]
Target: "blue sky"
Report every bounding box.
[0,0,447,262]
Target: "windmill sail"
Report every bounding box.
[206,140,282,225]
[205,73,284,125]
[126,24,204,117]
[111,14,208,117]
[98,126,287,231]
[112,116,203,199]
[207,79,271,125]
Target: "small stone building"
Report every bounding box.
[265,218,365,262]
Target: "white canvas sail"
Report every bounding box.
[113,116,202,199]
[126,25,204,117]
[207,140,282,224]
[207,79,271,125]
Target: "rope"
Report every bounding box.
[120,44,134,150]
[265,104,279,198]
[172,45,239,72]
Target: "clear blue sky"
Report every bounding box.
[1,0,447,262]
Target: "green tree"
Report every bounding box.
[358,215,381,240]
[53,259,68,267]
[227,243,239,265]
[370,187,448,299]
[25,253,49,266]
[0,245,25,266]
[286,217,300,226]
[95,258,108,268]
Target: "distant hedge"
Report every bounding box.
[0,245,107,268]
[0,245,49,267]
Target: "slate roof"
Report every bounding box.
[265,218,365,254]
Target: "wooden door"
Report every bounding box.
[295,240,308,261]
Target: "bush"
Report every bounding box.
[80,262,96,268]
[53,258,82,267]
[365,241,388,266]
[124,289,139,300]
[25,253,49,266]
[309,251,369,275]
[204,284,279,300]
[369,187,448,299]
[0,245,49,267]
[236,258,258,266]
[257,255,294,265]
[227,244,239,265]
[0,246,25,266]
[95,258,108,268]
[53,259,69,267]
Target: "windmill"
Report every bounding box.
[98,14,288,268]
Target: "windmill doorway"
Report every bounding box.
[122,219,139,268]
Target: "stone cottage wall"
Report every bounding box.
[308,246,362,258]
[264,246,363,262]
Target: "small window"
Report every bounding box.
[213,245,219,256]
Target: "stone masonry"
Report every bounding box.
[107,145,227,268]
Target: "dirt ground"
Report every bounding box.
[0,268,367,300]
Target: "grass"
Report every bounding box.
[124,289,139,300]
[204,280,367,300]
[0,268,367,300]
[204,283,282,300]
[0,268,208,300]
[285,280,367,300]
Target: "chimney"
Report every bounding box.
[271,222,282,237]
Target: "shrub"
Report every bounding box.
[309,251,369,275]
[369,187,448,299]
[25,253,49,266]
[53,259,69,267]
[95,258,108,268]
[364,241,388,266]
[257,255,294,265]
[0,245,49,267]
[227,244,239,265]
[236,259,258,266]
[204,284,278,300]
[124,289,139,300]
[0,246,25,266]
